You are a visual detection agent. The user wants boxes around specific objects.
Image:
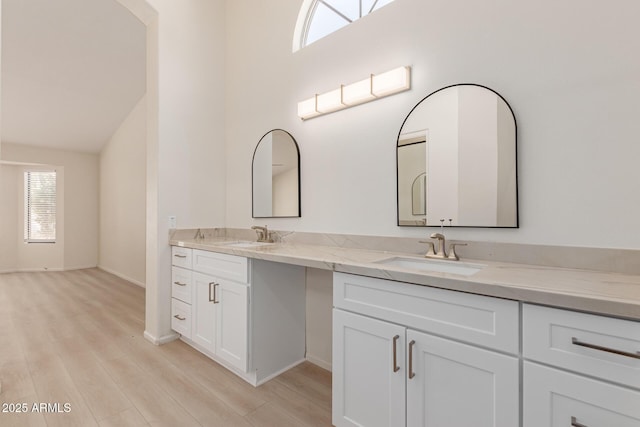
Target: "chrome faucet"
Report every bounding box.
[251,225,274,243]
[420,232,467,261]
[429,233,447,259]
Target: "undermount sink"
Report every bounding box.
[374,256,485,276]
[221,241,274,248]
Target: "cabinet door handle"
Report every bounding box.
[571,416,589,427]
[408,340,416,379]
[173,314,186,321]
[572,337,640,360]
[209,282,219,304]
[392,335,400,373]
[173,281,187,287]
[209,282,218,304]
[174,254,187,258]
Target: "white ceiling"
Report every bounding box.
[1,0,146,153]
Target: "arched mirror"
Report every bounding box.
[397,84,518,227]
[252,129,301,218]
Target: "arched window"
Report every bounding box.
[293,0,396,51]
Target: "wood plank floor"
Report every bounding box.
[0,268,332,427]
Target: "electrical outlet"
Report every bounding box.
[168,215,177,229]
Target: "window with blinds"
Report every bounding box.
[24,171,57,243]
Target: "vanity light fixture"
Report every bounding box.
[297,66,411,120]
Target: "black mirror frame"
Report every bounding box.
[396,83,519,228]
[251,128,301,218]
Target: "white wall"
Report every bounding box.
[99,96,147,287]
[137,0,228,343]
[224,0,640,250]
[0,165,18,271]
[1,143,98,270]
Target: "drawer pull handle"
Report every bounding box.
[571,416,588,427]
[392,335,400,373]
[174,254,187,258]
[173,281,187,287]
[572,337,640,360]
[408,340,416,379]
[173,314,186,321]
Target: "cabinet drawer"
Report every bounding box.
[524,362,640,427]
[193,249,248,283]
[523,304,640,389]
[171,298,191,338]
[171,267,192,304]
[172,246,192,269]
[333,272,519,354]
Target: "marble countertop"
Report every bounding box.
[170,237,640,320]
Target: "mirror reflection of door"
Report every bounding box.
[411,172,426,216]
[398,130,427,225]
[396,84,518,228]
[252,129,301,218]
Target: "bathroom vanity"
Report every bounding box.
[332,272,640,427]
[169,234,640,427]
[332,272,519,426]
[170,245,306,386]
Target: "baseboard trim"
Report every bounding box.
[98,265,145,288]
[305,355,332,372]
[0,266,98,274]
[65,265,98,271]
[0,267,64,273]
[144,330,179,345]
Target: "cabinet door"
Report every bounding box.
[192,271,218,354]
[333,309,406,427]
[524,362,640,427]
[216,279,248,372]
[407,330,519,427]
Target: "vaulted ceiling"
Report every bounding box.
[1,0,146,153]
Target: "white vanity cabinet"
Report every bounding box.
[191,271,248,371]
[523,304,640,426]
[332,272,520,427]
[189,249,249,371]
[170,246,306,385]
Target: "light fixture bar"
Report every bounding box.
[297,66,411,120]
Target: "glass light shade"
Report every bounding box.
[316,88,344,113]
[372,66,410,97]
[297,66,411,120]
[342,78,375,105]
[297,97,319,120]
